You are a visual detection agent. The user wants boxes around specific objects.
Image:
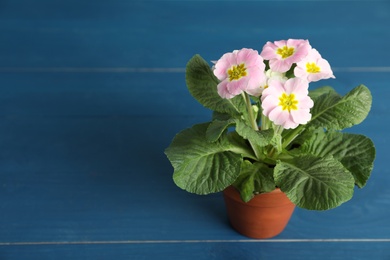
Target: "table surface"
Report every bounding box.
[0,1,389,259]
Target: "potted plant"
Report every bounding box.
[165,39,376,238]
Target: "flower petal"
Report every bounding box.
[236,48,260,66]
[261,95,280,116]
[291,108,312,125]
[217,80,235,99]
[262,77,313,129]
[268,107,289,126]
[214,52,236,80]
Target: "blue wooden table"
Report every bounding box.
[0,1,389,259]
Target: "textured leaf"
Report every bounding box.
[165,123,242,194]
[234,161,275,202]
[206,118,235,142]
[212,111,232,121]
[309,86,338,100]
[274,156,355,210]
[235,119,274,147]
[300,130,375,188]
[186,54,246,117]
[226,132,257,160]
[309,85,372,130]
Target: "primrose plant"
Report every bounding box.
[165,39,375,211]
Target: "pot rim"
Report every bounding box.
[223,186,295,207]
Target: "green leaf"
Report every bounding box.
[274,155,355,210]
[235,119,274,147]
[309,86,338,100]
[206,118,235,142]
[234,161,276,202]
[226,132,257,160]
[300,130,375,188]
[309,85,372,130]
[212,111,232,121]
[186,54,246,117]
[165,123,242,194]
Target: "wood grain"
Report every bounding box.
[0,0,389,259]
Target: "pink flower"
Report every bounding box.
[213,48,266,99]
[261,78,314,129]
[294,48,335,82]
[260,39,311,73]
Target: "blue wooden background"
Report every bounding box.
[0,0,389,259]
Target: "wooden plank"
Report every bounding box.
[0,1,389,68]
[0,0,389,258]
[1,241,390,259]
[0,72,202,117]
[0,71,388,244]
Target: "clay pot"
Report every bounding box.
[223,186,295,239]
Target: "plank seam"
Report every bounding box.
[0,67,390,73]
[1,239,390,246]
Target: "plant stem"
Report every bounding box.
[282,125,305,149]
[274,125,284,152]
[229,146,257,161]
[267,124,284,158]
[241,93,262,160]
[261,113,268,130]
[242,93,258,131]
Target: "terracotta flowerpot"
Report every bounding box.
[223,186,295,239]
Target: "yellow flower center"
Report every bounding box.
[228,63,247,81]
[306,62,321,73]
[279,93,298,112]
[276,46,295,59]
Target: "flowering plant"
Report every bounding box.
[165,39,375,210]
